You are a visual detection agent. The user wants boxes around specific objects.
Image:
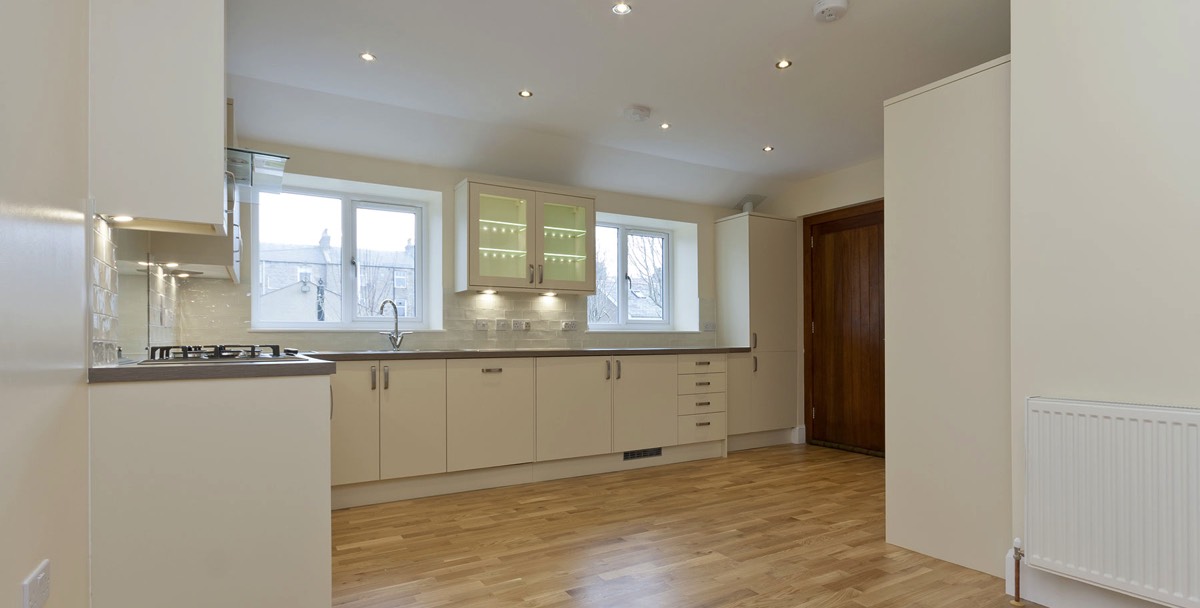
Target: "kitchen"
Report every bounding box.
[4,1,1195,608]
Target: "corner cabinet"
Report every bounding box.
[455,180,596,294]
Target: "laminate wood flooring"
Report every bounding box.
[332,445,1034,607]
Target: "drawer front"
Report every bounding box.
[677,372,727,395]
[677,393,727,416]
[677,354,728,374]
[678,412,727,444]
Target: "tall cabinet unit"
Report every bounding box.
[455,181,596,294]
[90,0,226,234]
[716,214,799,440]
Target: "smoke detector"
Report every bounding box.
[622,104,652,122]
[813,0,848,22]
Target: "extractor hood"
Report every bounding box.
[226,147,288,198]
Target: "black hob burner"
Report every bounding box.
[143,344,302,363]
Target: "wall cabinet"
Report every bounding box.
[536,356,613,461]
[612,355,679,452]
[90,0,226,234]
[447,358,535,471]
[331,360,447,486]
[716,213,799,436]
[144,175,242,282]
[455,180,596,294]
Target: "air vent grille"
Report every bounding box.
[622,448,662,461]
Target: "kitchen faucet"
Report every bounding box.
[378,299,412,351]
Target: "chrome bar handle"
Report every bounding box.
[370,366,377,390]
[695,381,711,387]
[605,360,611,380]
[482,368,503,374]
[753,356,758,372]
[615,360,622,380]
[696,421,712,427]
[528,264,535,284]
[383,366,389,390]
[330,386,334,420]
[538,264,544,284]
[752,332,758,348]
[695,361,711,366]
[696,401,711,406]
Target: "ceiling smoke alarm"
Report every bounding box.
[622,104,652,122]
[813,0,848,22]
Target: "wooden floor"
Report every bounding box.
[333,445,1035,607]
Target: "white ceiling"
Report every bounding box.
[226,0,1009,205]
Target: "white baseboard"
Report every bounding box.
[1005,549,1162,608]
[332,441,726,510]
[727,427,802,452]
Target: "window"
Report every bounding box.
[251,189,423,329]
[588,223,670,328]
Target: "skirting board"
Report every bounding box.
[333,440,726,510]
[728,426,805,452]
[1005,549,1162,608]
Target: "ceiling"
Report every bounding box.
[226,0,1009,205]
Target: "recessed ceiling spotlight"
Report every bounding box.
[541,292,558,297]
[480,289,497,295]
[359,52,376,62]
[518,89,533,98]
[763,146,775,152]
[110,215,133,223]
[164,262,179,268]
[175,273,190,278]
[660,122,670,130]
[775,59,792,70]
[612,2,632,15]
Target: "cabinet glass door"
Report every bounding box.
[535,192,595,292]
[471,184,535,288]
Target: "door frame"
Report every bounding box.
[801,199,884,445]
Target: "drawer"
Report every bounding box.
[677,372,727,395]
[677,393,727,416]
[678,354,727,374]
[678,412,727,444]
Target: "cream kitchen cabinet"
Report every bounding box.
[447,358,535,471]
[331,360,447,486]
[727,351,798,435]
[455,180,596,294]
[612,355,679,452]
[536,356,614,461]
[90,0,226,234]
[143,175,242,282]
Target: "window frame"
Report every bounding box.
[589,222,672,330]
[250,187,427,331]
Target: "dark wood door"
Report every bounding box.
[804,202,885,455]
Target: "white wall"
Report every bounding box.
[884,58,1012,578]
[0,0,90,605]
[1011,2,1200,606]
[757,158,883,219]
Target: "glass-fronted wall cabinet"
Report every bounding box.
[456,180,595,294]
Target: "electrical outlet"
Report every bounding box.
[23,559,50,608]
[513,319,531,331]
[561,320,579,331]
[495,319,509,331]
[702,321,717,332]
[473,319,489,331]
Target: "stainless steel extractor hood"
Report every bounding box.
[226,147,288,197]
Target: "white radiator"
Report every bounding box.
[1026,397,1200,608]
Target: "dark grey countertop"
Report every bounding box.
[307,346,749,362]
[88,356,336,383]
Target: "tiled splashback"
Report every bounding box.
[177,278,717,352]
[91,217,120,365]
[147,264,181,348]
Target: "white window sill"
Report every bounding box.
[247,327,443,333]
[585,329,705,334]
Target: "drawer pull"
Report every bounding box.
[696,401,711,406]
[694,361,711,366]
[695,381,711,387]
[696,421,712,427]
[482,368,503,374]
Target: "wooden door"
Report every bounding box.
[612,355,678,452]
[804,201,885,455]
[380,360,447,480]
[330,360,381,485]
[535,356,613,461]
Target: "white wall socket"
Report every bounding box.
[473,319,489,331]
[702,321,717,332]
[23,559,50,608]
[513,319,531,331]
[561,320,579,331]
[495,319,509,331]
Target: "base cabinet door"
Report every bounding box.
[380,360,447,479]
[613,355,678,452]
[752,351,798,431]
[727,353,754,435]
[536,356,613,461]
[331,361,381,486]
[447,358,535,471]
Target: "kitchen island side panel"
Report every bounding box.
[90,374,332,608]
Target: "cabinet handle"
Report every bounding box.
[370,366,377,390]
[329,386,334,420]
[383,366,389,390]
[696,421,712,427]
[696,401,711,406]
[694,361,711,366]
[695,381,711,387]
[528,264,535,284]
[752,332,758,348]
[538,264,544,284]
[482,367,503,373]
[615,360,622,380]
[753,356,758,372]
[605,360,611,380]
